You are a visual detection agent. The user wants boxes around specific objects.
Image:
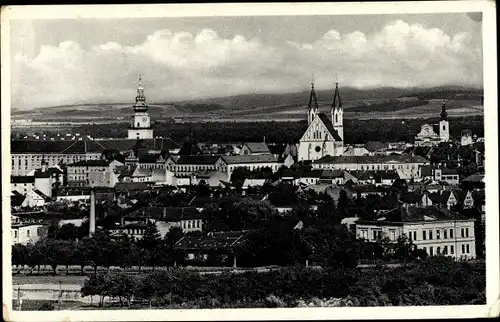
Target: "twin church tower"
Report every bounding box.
[298,81,344,161]
[126,76,345,161]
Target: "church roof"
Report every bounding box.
[317,113,342,141]
[221,155,279,164]
[315,154,429,164]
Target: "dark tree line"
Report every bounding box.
[80,257,485,308]
[13,116,484,145]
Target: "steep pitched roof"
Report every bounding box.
[317,113,342,141]
[242,142,271,154]
[332,82,342,110]
[358,206,468,225]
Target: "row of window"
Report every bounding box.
[315,164,419,170]
[422,243,471,256]
[420,227,469,241]
[182,220,202,229]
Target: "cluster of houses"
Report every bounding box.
[9,79,486,265]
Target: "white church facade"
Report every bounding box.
[298,82,344,161]
[128,77,154,140]
[414,101,450,147]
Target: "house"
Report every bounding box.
[114,206,205,238]
[11,223,46,245]
[312,155,429,180]
[318,170,344,185]
[174,230,249,267]
[355,206,476,260]
[461,174,485,190]
[298,170,323,185]
[430,190,474,210]
[343,144,370,156]
[421,165,460,185]
[21,189,51,208]
[344,184,389,198]
[239,142,271,156]
[130,167,166,183]
[399,191,433,208]
[190,170,226,187]
[216,155,282,181]
[66,159,124,187]
[242,178,268,189]
[346,170,399,186]
[165,155,221,177]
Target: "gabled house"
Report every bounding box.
[239,142,271,156]
[399,191,433,208]
[421,165,460,185]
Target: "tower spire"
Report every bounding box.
[440,100,448,120]
[308,80,319,111]
[332,81,342,110]
[134,75,147,111]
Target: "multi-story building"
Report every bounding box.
[11,223,46,245]
[215,155,283,181]
[312,155,429,180]
[66,159,124,187]
[356,206,476,260]
[165,155,221,177]
[421,165,460,185]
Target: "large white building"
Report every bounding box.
[312,155,429,180]
[356,206,476,260]
[414,101,450,146]
[298,82,344,161]
[128,77,154,139]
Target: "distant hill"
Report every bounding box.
[11,85,483,122]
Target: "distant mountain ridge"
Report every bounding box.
[11,85,483,119]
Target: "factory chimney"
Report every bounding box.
[89,187,96,235]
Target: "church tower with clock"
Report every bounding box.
[128,76,154,139]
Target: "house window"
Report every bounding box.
[27,230,30,238]
[461,228,464,238]
[465,228,469,237]
[443,245,448,255]
[423,231,427,240]
[14,230,18,238]
[436,230,440,239]
[450,245,454,254]
[444,229,448,239]
[450,229,454,238]
[413,231,417,241]
[462,244,465,254]
[429,247,434,256]
[429,230,433,240]
[466,244,470,253]
[437,247,441,255]
[423,246,427,253]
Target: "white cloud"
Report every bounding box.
[11,20,482,109]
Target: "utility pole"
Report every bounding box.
[17,287,22,311]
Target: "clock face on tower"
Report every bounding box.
[142,117,148,123]
[315,146,321,152]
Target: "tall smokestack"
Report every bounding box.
[89,187,96,235]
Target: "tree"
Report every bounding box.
[12,244,29,273]
[37,238,72,275]
[58,223,80,240]
[79,230,116,275]
[137,222,162,270]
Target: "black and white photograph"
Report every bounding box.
[2,2,498,321]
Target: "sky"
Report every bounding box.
[10,13,483,109]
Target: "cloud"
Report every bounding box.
[11,21,482,109]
